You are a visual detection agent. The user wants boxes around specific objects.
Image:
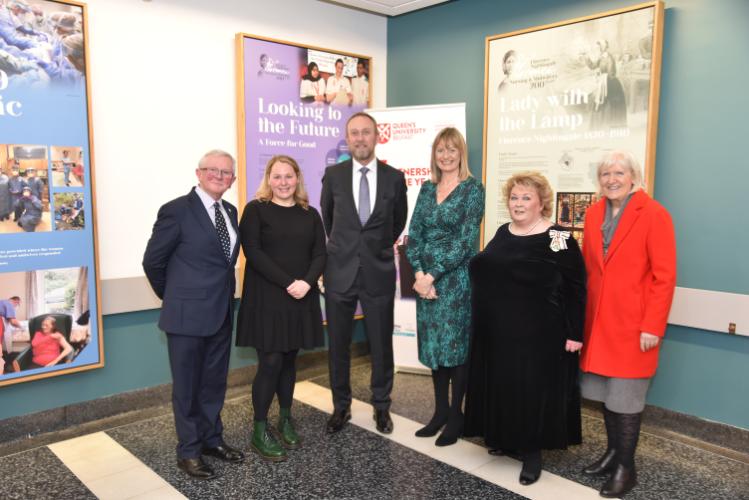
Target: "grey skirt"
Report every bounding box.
[581,372,651,414]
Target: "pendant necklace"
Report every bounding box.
[513,217,544,235]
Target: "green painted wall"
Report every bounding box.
[388,0,749,429]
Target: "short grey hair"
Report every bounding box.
[198,149,236,171]
[596,150,644,195]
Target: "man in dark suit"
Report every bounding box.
[143,150,244,480]
[320,112,408,434]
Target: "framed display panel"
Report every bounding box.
[481,1,664,246]
[0,0,103,386]
[235,34,372,317]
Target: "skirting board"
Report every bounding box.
[668,287,748,337]
[101,277,748,337]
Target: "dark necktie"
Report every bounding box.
[359,166,370,225]
[213,202,231,261]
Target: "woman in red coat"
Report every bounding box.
[580,151,676,498]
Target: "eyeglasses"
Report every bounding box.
[199,167,234,178]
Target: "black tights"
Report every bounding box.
[446,364,468,413]
[252,349,298,422]
[433,364,469,417]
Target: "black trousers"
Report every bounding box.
[326,269,394,411]
[166,308,232,459]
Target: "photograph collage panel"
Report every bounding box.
[1,144,86,235]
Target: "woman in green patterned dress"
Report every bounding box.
[406,127,485,446]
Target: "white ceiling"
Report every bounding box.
[321,0,450,17]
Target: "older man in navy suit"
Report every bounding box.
[143,149,244,480]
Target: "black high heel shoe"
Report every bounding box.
[519,450,542,485]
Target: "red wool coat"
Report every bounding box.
[580,190,677,378]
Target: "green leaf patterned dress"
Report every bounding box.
[406,177,485,370]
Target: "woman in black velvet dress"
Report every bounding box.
[237,155,325,462]
[464,171,586,485]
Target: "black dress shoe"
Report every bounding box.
[203,443,245,463]
[374,409,393,434]
[583,448,617,476]
[519,450,542,485]
[600,464,637,498]
[326,408,352,434]
[519,469,541,486]
[177,457,216,480]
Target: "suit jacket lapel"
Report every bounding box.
[344,160,362,227]
[604,190,647,264]
[367,160,386,226]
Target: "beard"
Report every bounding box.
[350,145,374,163]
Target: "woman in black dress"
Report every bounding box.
[237,155,326,462]
[464,172,586,485]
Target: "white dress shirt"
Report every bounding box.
[352,158,377,215]
[195,185,237,255]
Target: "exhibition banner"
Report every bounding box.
[368,103,466,373]
[236,34,371,217]
[0,0,102,386]
[482,1,664,246]
[236,34,371,317]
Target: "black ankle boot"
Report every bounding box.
[435,411,462,446]
[583,447,617,476]
[519,450,542,485]
[415,413,448,437]
[600,463,637,497]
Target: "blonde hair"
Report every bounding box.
[502,171,554,218]
[596,151,644,196]
[255,155,309,209]
[430,127,472,184]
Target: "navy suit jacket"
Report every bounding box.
[320,159,407,296]
[143,188,239,336]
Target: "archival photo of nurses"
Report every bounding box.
[482,5,662,242]
[0,144,50,234]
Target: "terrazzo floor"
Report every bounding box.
[1,363,747,499]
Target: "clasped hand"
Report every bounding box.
[565,339,583,353]
[287,279,311,300]
[413,272,438,300]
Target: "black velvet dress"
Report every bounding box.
[236,200,326,352]
[464,224,586,451]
